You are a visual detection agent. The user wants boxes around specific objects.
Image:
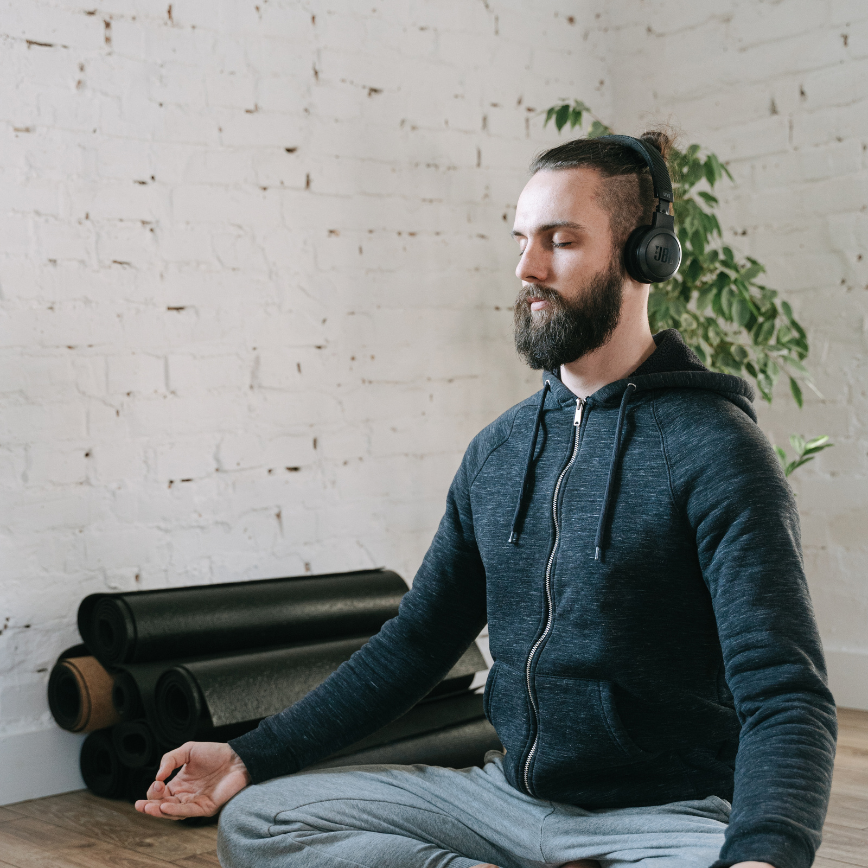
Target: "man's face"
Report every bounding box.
[511,167,624,371]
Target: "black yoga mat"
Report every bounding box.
[329,691,486,760]
[79,568,407,666]
[152,636,488,746]
[47,648,121,733]
[153,635,371,744]
[80,729,129,799]
[116,636,483,735]
[313,718,502,771]
[125,764,158,804]
[112,719,160,769]
[111,661,166,724]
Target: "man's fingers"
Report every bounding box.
[155,743,193,782]
[134,797,212,819]
[159,800,213,818]
[145,779,166,800]
[135,799,183,820]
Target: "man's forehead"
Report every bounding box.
[513,167,603,233]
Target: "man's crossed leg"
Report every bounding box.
[217,753,729,868]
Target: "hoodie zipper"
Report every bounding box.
[522,396,585,794]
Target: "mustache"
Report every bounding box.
[514,284,564,309]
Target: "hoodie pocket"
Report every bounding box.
[482,660,532,776]
[531,675,650,783]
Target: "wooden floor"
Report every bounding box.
[1,708,865,868]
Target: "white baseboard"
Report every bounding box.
[825,649,868,711]
[0,727,85,807]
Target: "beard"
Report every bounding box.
[513,257,624,371]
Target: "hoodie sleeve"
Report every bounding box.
[228,445,488,783]
[659,394,837,868]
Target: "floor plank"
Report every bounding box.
[173,854,222,867]
[0,806,24,823]
[0,816,103,850]
[829,765,868,801]
[0,823,175,868]
[7,791,216,862]
[826,792,868,831]
[816,822,868,868]
[815,858,865,868]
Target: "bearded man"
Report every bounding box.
[137,133,837,868]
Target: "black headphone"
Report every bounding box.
[597,135,682,284]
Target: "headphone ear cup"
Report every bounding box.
[624,226,654,283]
[624,225,682,284]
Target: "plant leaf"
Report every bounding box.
[740,262,764,282]
[588,120,612,138]
[805,435,830,449]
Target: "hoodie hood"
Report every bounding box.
[547,328,756,418]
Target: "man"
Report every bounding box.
[137,133,837,868]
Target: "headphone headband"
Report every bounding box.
[596,134,673,204]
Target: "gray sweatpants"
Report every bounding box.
[217,752,729,868]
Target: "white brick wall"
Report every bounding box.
[599,0,868,710]
[0,0,607,801]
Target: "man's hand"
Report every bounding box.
[135,742,252,820]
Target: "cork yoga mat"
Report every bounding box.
[78,568,407,666]
[47,652,121,733]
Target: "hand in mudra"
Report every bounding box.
[135,742,251,819]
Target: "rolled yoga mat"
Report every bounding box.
[151,638,488,746]
[80,729,129,799]
[111,661,166,723]
[112,719,160,769]
[79,568,407,666]
[113,663,268,750]
[114,635,483,736]
[47,650,121,733]
[125,765,159,804]
[328,691,487,760]
[153,635,371,744]
[313,717,502,771]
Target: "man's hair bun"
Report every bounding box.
[639,128,677,163]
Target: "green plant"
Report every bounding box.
[542,100,831,477]
[774,435,834,477]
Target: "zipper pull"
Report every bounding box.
[574,398,585,427]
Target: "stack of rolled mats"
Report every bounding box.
[48,568,498,804]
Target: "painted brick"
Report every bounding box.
[106,353,165,396]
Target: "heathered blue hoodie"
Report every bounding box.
[231,330,836,868]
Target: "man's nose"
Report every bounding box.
[516,242,549,283]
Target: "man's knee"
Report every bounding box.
[217,785,276,868]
